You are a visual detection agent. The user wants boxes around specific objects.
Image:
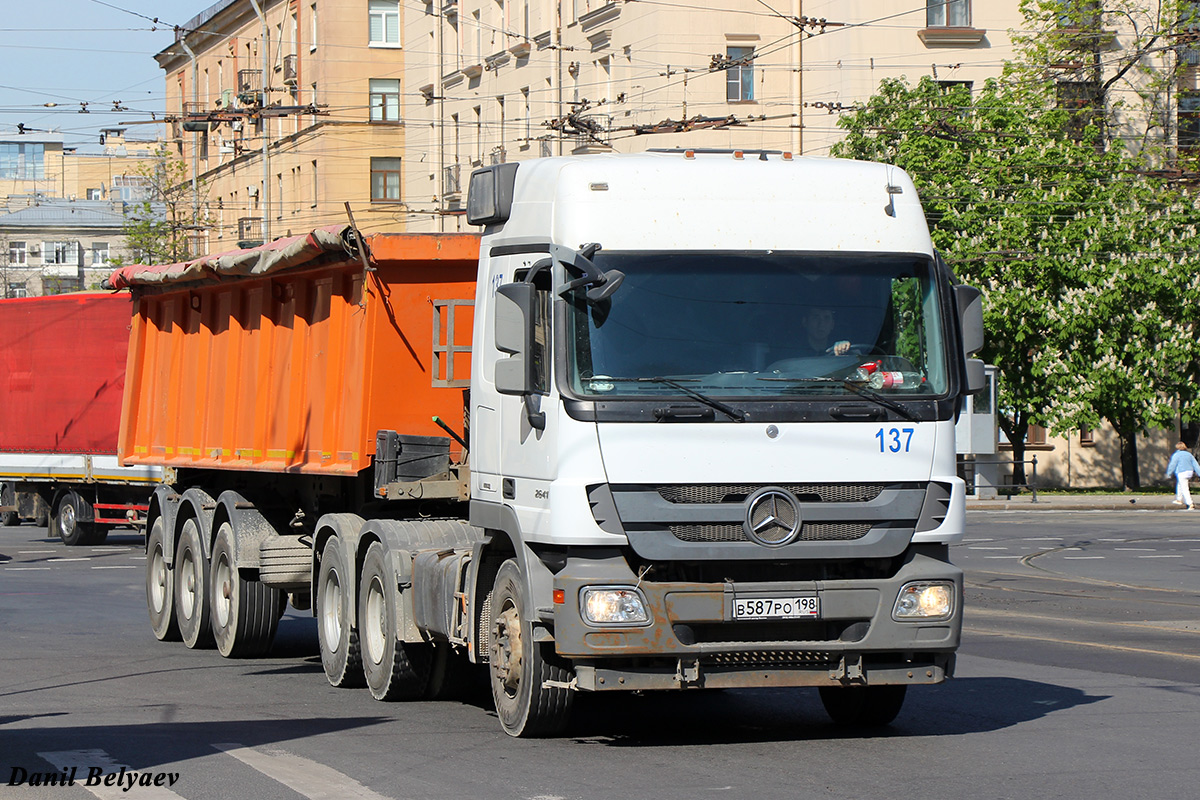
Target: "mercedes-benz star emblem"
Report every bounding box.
[743,487,802,547]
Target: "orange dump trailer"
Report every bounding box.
[117,228,480,479]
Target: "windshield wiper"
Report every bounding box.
[759,376,918,421]
[639,377,747,422]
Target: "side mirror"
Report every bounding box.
[954,284,984,356]
[494,282,535,396]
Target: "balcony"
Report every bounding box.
[238,217,263,248]
[442,163,461,197]
[237,69,263,106]
[283,54,298,86]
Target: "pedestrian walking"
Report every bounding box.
[1164,442,1200,510]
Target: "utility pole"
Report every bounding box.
[250,0,271,243]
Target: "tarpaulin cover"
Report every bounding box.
[0,292,131,454]
[102,223,355,290]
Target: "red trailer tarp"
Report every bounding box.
[0,292,131,454]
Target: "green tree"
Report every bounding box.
[115,148,209,266]
[832,59,1200,488]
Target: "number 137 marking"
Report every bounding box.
[876,427,915,453]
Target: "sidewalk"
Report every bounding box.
[965,493,1192,512]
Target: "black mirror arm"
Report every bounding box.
[524,394,546,430]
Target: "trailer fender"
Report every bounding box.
[177,487,219,560]
[148,485,183,565]
[214,490,281,571]
[311,513,366,623]
[361,519,483,644]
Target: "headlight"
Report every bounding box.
[892,581,954,621]
[581,587,650,625]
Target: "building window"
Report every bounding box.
[310,3,318,51]
[0,142,45,180]
[1180,92,1200,153]
[86,188,103,200]
[927,0,970,27]
[370,157,402,201]
[8,241,26,265]
[312,159,319,208]
[1027,424,1048,446]
[369,79,401,122]
[1079,426,1095,447]
[43,241,79,266]
[368,0,400,46]
[1057,80,1102,141]
[91,242,109,265]
[725,46,754,103]
[113,175,153,203]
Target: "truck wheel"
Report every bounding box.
[146,516,180,641]
[53,491,99,546]
[1,483,18,527]
[210,523,282,658]
[488,559,573,737]
[316,538,364,688]
[358,542,431,700]
[819,685,907,727]
[175,518,213,649]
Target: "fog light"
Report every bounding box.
[892,582,954,621]
[581,587,649,625]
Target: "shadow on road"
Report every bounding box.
[564,676,1107,745]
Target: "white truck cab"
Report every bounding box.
[466,151,984,735]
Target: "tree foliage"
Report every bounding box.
[831,0,1200,489]
[116,149,209,267]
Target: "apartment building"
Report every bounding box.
[0,128,160,297]
[157,0,413,246]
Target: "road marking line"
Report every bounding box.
[983,556,1023,559]
[963,538,996,542]
[1063,556,1105,559]
[36,750,184,800]
[968,546,1010,550]
[4,567,52,571]
[965,627,1200,661]
[91,565,138,570]
[1025,537,1064,541]
[17,550,56,554]
[1138,555,1183,559]
[1114,548,1157,552]
[212,743,396,800]
[48,557,89,562]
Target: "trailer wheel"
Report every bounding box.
[53,491,102,546]
[175,518,213,649]
[210,522,282,658]
[488,559,573,737]
[818,685,907,727]
[316,538,364,688]
[146,516,180,641]
[1,483,17,527]
[358,542,431,700]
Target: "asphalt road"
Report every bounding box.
[1,512,1198,800]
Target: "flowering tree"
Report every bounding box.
[832,63,1200,487]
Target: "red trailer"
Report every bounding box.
[0,292,160,543]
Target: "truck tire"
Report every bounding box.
[316,538,364,688]
[818,685,907,727]
[210,522,283,658]
[53,491,103,546]
[175,517,214,649]
[1,483,18,527]
[146,516,180,641]
[358,542,432,700]
[488,559,573,737]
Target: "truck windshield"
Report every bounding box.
[565,251,950,399]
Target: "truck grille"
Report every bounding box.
[658,483,884,504]
[702,650,837,667]
[670,522,871,543]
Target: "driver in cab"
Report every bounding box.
[799,307,851,356]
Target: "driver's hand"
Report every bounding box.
[830,340,851,356]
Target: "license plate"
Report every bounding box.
[733,595,819,620]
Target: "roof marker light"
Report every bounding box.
[783,152,793,160]
[684,150,695,159]
[733,150,744,159]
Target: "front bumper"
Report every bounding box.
[551,546,961,691]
